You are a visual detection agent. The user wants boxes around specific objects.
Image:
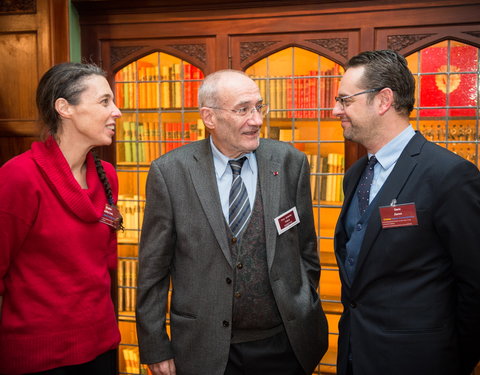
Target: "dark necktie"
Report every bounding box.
[357,155,378,215]
[228,157,251,237]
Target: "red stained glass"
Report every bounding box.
[420,45,478,117]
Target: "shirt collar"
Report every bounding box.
[209,137,256,178]
[370,125,415,170]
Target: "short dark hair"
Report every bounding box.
[36,62,106,137]
[346,50,415,116]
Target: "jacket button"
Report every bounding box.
[223,320,230,327]
[226,277,232,284]
[234,291,241,298]
[231,237,238,243]
[350,302,357,308]
[236,262,243,269]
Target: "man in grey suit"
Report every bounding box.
[137,69,328,375]
[333,50,480,375]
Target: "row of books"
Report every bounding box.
[449,146,478,164]
[115,63,341,118]
[308,153,345,203]
[115,63,204,109]
[121,347,151,374]
[115,152,344,241]
[118,259,138,313]
[117,120,206,163]
[420,123,476,141]
[253,66,341,119]
[116,153,343,235]
[117,196,145,242]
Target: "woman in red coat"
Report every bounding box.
[0,63,123,374]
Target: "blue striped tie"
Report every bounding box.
[228,157,251,237]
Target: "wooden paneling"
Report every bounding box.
[0,137,36,166]
[0,0,70,166]
[0,33,38,120]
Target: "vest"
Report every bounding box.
[344,182,381,283]
[227,181,283,344]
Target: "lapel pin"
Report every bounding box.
[273,171,279,176]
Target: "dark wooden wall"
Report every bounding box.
[0,0,69,166]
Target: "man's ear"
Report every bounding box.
[200,107,215,131]
[377,88,394,116]
[54,98,72,119]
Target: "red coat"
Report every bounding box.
[0,137,120,373]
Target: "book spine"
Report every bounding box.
[123,121,132,163]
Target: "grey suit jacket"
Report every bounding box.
[136,138,328,375]
[334,132,480,375]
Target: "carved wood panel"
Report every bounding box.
[387,33,436,52]
[232,32,354,70]
[110,46,147,66]
[0,0,36,14]
[377,25,480,56]
[240,41,280,63]
[305,38,348,59]
[167,43,207,64]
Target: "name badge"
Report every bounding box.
[274,206,300,235]
[99,203,122,230]
[379,202,418,229]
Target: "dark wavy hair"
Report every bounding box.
[346,50,415,117]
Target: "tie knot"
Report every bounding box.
[368,155,378,169]
[229,157,247,176]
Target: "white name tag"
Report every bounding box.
[274,206,300,235]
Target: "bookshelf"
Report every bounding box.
[246,46,344,374]
[113,46,345,374]
[114,51,205,375]
[112,40,479,375]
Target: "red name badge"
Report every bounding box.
[379,202,418,229]
[274,207,300,235]
[99,203,122,230]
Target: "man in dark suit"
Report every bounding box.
[136,69,328,375]
[333,49,480,375]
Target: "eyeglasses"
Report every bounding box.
[335,88,385,108]
[208,103,269,117]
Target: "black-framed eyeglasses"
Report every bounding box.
[207,103,269,117]
[335,88,385,107]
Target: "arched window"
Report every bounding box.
[113,52,204,375]
[247,46,344,374]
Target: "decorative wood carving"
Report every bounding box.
[167,43,207,64]
[387,33,435,51]
[463,31,480,38]
[306,38,348,58]
[110,46,146,66]
[240,41,279,62]
[0,0,36,13]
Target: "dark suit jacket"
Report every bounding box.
[137,138,328,375]
[335,132,480,375]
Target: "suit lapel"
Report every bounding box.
[188,139,233,267]
[353,133,425,285]
[337,155,368,235]
[256,141,281,270]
